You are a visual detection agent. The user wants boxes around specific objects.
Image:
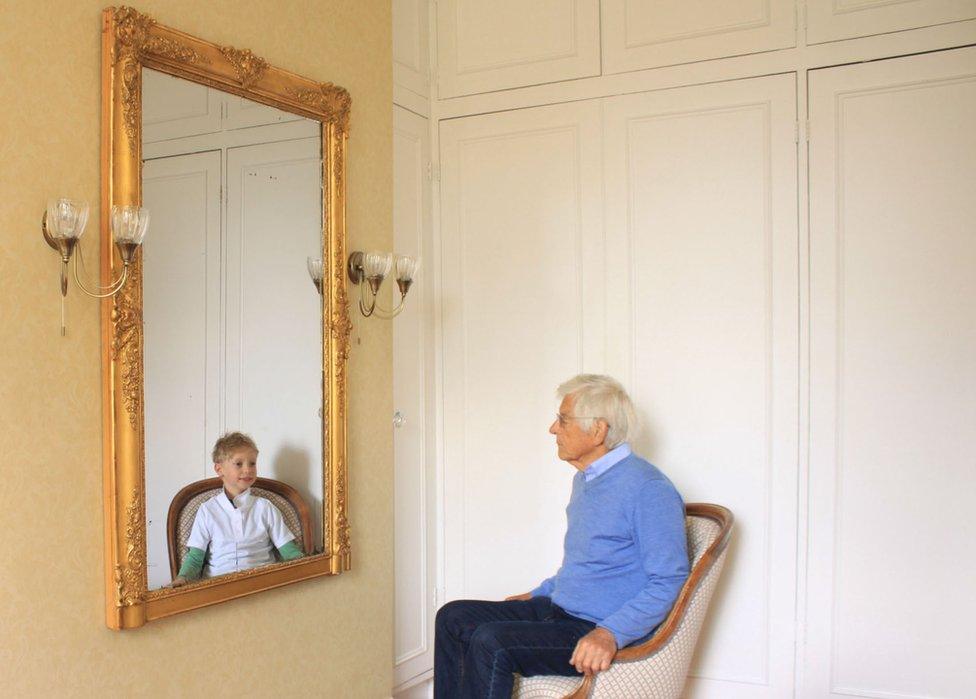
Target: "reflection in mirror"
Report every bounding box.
[140,68,325,590]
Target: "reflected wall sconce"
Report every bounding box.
[346,250,419,318]
[307,257,324,295]
[42,198,149,335]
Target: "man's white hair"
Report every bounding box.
[557,374,637,449]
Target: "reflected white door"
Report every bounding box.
[224,136,324,546]
[806,47,976,699]
[603,74,799,699]
[142,150,222,589]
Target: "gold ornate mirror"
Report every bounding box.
[100,6,352,630]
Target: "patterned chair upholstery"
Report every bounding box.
[512,503,733,699]
[167,476,313,579]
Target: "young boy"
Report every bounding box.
[171,432,303,586]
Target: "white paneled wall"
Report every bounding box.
[393,3,976,698]
[805,46,976,699]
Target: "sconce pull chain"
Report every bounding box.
[60,262,68,337]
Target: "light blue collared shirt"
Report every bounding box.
[582,442,632,482]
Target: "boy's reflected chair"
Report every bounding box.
[166,476,314,579]
[513,503,734,699]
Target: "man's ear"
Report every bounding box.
[213,462,222,476]
[592,419,609,444]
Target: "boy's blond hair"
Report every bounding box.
[212,431,259,463]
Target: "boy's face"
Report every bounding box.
[214,447,258,497]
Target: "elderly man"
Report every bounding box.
[434,374,689,698]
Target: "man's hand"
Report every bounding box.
[504,592,532,601]
[570,627,617,675]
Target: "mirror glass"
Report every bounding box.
[141,67,325,589]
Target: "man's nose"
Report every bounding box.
[548,421,559,434]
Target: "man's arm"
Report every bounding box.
[596,479,689,648]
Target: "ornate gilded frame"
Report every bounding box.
[100,6,353,630]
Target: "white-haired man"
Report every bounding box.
[434,374,689,698]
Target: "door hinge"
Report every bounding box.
[794,120,799,144]
[426,161,440,182]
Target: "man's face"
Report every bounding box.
[549,394,605,467]
[214,447,258,497]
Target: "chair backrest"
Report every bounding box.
[549,503,734,699]
[166,476,314,579]
[614,503,732,662]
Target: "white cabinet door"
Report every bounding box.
[224,137,325,545]
[142,150,222,589]
[436,0,600,97]
[142,68,222,144]
[393,105,437,690]
[601,0,796,74]
[805,47,976,699]
[222,94,306,131]
[603,74,799,699]
[439,100,605,602]
[394,0,430,98]
[806,0,976,44]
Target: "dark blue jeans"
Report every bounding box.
[434,596,595,699]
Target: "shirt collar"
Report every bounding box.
[216,488,253,512]
[582,442,631,482]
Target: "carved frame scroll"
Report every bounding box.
[100,6,352,630]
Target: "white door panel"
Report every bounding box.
[436,0,600,97]
[806,0,976,44]
[142,68,222,144]
[439,100,605,602]
[394,0,430,98]
[603,74,799,698]
[394,105,437,689]
[142,150,222,589]
[601,0,796,74]
[224,137,325,546]
[806,46,976,699]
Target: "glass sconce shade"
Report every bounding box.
[362,251,393,279]
[394,255,420,296]
[307,256,324,294]
[395,255,420,282]
[44,199,89,261]
[111,206,150,264]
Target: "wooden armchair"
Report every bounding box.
[166,476,314,579]
[513,503,734,699]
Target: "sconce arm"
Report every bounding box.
[358,278,406,318]
[71,253,129,298]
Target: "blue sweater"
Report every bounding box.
[530,450,689,647]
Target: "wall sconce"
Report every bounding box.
[307,257,323,295]
[347,251,419,318]
[42,198,149,335]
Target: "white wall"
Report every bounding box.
[393,3,976,697]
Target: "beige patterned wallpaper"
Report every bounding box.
[0,1,393,695]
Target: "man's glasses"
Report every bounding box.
[554,413,601,428]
